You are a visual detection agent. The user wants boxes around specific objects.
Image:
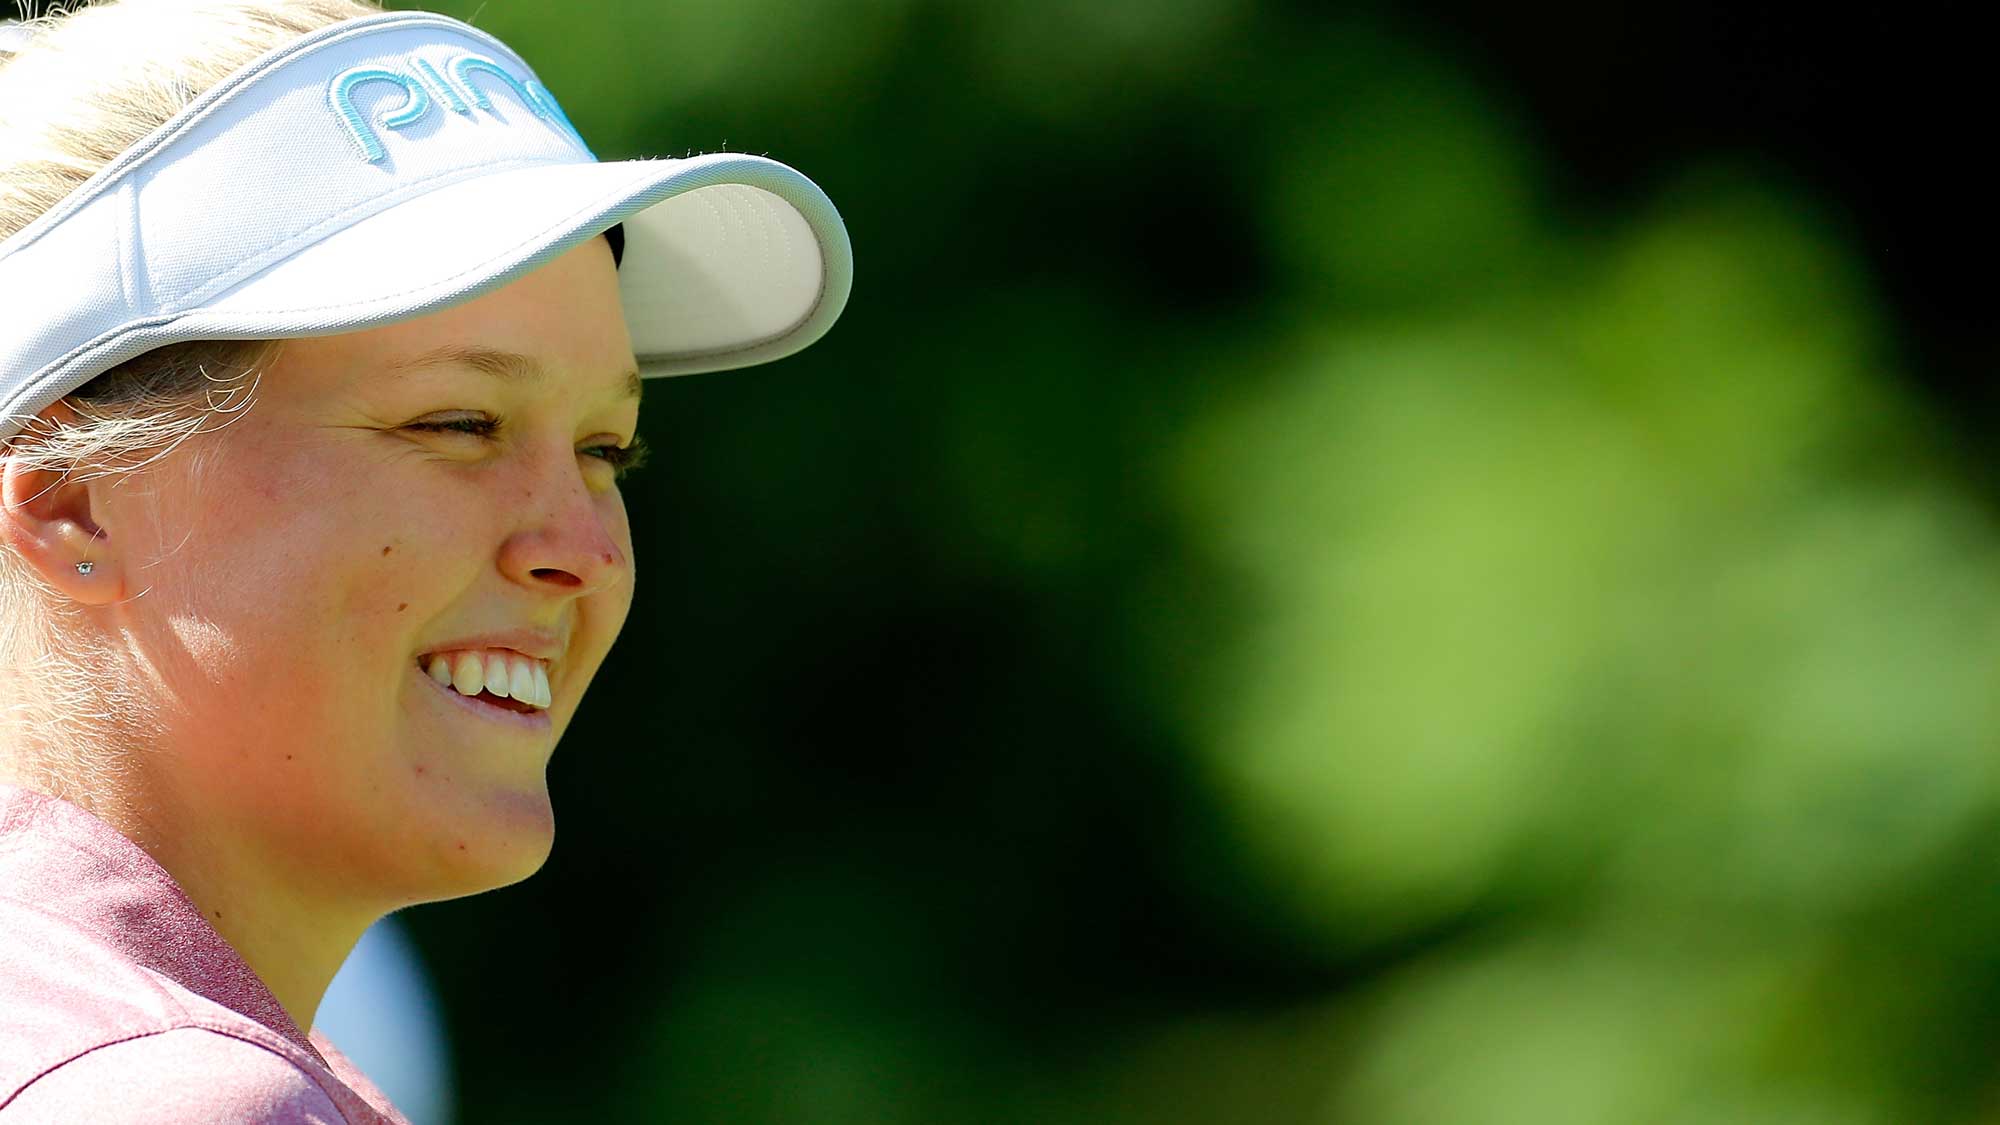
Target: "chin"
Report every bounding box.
[401,783,558,904]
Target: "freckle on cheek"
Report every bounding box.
[381,545,393,557]
[397,603,408,613]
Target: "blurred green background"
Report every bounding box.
[370,1,1997,1121]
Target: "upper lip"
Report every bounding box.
[418,629,566,663]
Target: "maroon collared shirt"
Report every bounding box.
[0,783,411,1123]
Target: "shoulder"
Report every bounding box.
[0,896,189,1093]
[1,1027,345,1123]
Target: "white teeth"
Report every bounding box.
[451,651,484,697]
[484,652,512,699]
[424,648,554,711]
[509,657,535,703]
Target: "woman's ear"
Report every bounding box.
[0,404,127,606]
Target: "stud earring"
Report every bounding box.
[76,525,101,577]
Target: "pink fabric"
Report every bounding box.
[0,783,412,1123]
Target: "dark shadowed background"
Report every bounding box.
[18,1,1997,1121]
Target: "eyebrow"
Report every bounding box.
[387,344,643,404]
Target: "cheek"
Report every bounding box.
[153,459,488,669]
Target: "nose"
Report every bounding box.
[495,447,632,600]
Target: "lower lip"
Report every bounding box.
[414,662,553,734]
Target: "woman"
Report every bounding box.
[0,1,850,1120]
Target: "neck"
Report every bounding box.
[139,816,375,1035]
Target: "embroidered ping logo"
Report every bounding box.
[329,53,588,163]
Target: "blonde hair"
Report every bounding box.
[0,0,381,796]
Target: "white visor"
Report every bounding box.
[0,10,853,443]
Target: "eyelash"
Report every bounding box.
[405,415,649,479]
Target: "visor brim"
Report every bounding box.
[189,152,851,376]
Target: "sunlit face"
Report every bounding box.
[98,237,640,907]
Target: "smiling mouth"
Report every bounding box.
[416,644,556,712]
[413,659,552,724]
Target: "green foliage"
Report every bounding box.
[387,2,2000,1122]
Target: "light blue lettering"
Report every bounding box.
[413,57,470,115]
[329,66,433,163]
[450,55,543,119]
[328,52,592,163]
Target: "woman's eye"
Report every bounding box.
[405,415,499,438]
[585,434,650,480]
[406,416,648,481]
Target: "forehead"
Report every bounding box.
[384,343,642,404]
[272,238,640,403]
